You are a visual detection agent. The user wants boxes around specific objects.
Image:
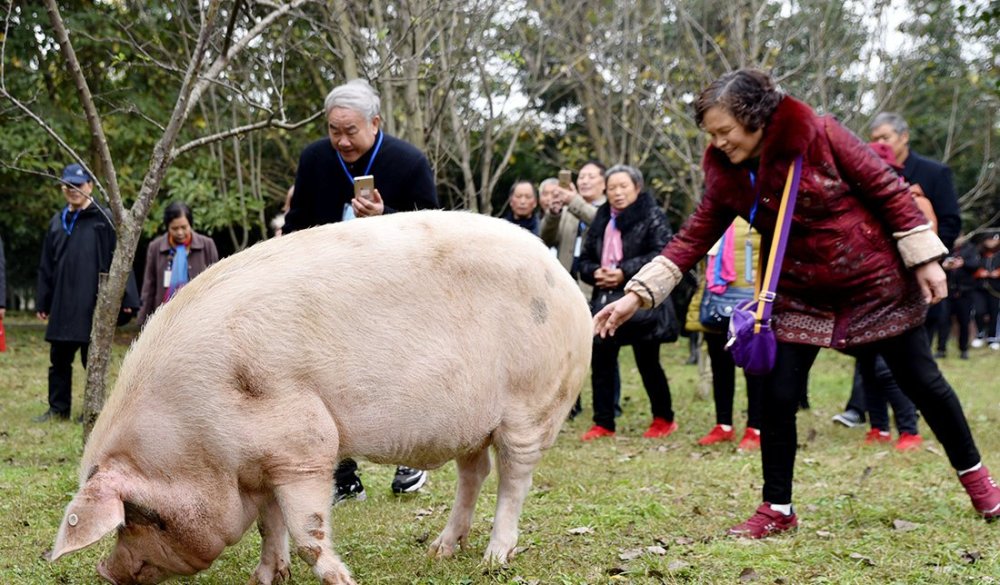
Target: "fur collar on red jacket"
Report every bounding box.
[702,96,819,201]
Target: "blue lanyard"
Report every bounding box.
[748,171,760,227]
[61,206,81,235]
[336,131,384,184]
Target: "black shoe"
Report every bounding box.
[934,350,947,359]
[960,350,970,360]
[32,409,70,423]
[333,474,366,506]
[391,466,428,494]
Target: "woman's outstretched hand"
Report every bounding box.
[593,291,642,338]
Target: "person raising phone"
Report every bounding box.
[283,78,440,504]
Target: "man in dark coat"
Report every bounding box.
[283,78,439,503]
[832,113,963,428]
[33,164,139,422]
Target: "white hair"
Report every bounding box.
[324,79,381,121]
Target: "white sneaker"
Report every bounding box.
[990,342,1000,351]
[971,338,985,349]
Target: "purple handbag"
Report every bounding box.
[726,156,803,375]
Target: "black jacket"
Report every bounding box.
[36,205,140,343]
[579,191,673,297]
[901,150,960,251]
[283,131,439,233]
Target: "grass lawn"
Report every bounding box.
[1,312,998,584]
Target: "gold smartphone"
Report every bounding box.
[558,169,572,190]
[354,175,375,201]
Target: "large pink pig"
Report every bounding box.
[48,210,592,584]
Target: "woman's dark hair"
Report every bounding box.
[163,201,194,229]
[694,69,783,132]
[579,159,607,175]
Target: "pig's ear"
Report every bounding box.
[49,480,125,561]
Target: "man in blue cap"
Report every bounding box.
[33,163,140,422]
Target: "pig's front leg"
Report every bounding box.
[274,477,356,585]
[249,496,291,585]
[483,447,541,564]
[429,447,491,558]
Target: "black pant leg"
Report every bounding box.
[704,332,736,426]
[590,340,621,431]
[760,342,820,505]
[47,341,81,415]
[632,341,672,422]
[875,328,981,471]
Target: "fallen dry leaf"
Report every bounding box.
[892,519,919,532]
[815,530,833,538]
[960,549,982,564]
[568,526,594,535]
[618,548,643,561]
[667,560,690,572]
[645,545,667,555]
[738,566,758,581]
[849,552,875,566]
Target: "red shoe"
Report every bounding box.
[728,503,798,538]
[697,424,735,445]
[864,428,892,444]
[959,466,1000,520]
[895,432,923,451]
[581,425,615,441]
[643,417,678,439]
[738,427,761,451]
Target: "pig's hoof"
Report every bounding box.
[248,559,291,584]
[320,569,357,585]
[482,544,515,566]
[429,532,468,559]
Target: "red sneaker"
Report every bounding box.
[728,503,798,538]
[581,425,615,441]
[738,427,761,451]
[643,417,678,439]
[864,428,892,444]
[895,432,923,451]
[959,466,1000,520]
[698,424,735,445]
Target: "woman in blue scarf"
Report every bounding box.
[138,202,220,326]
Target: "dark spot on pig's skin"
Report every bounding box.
[86,465,99,481]
[297,544,321,566]
[529,297,548,324]
[233,364,265,398]
[309,529,325,540]
[306,513,323,531]
[544,269,555,288]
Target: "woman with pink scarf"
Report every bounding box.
[578,165,676,441]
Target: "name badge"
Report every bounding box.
[163,269,171,286]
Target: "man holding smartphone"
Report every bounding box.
[284,78,439,503]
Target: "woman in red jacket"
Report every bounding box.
[595,69,999,538]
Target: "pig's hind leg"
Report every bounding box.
[483,437,543,564]
[429,447,491,558]
[249,496,291,585]
[275,478,356,585]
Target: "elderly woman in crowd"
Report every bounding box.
[138,201,219,325]
[595,69,999,537]
[579,164,677,441]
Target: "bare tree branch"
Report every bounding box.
[173,109,323,157]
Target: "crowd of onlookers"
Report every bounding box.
[9,70,999,539]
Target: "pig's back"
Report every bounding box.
[91,211,591,471]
